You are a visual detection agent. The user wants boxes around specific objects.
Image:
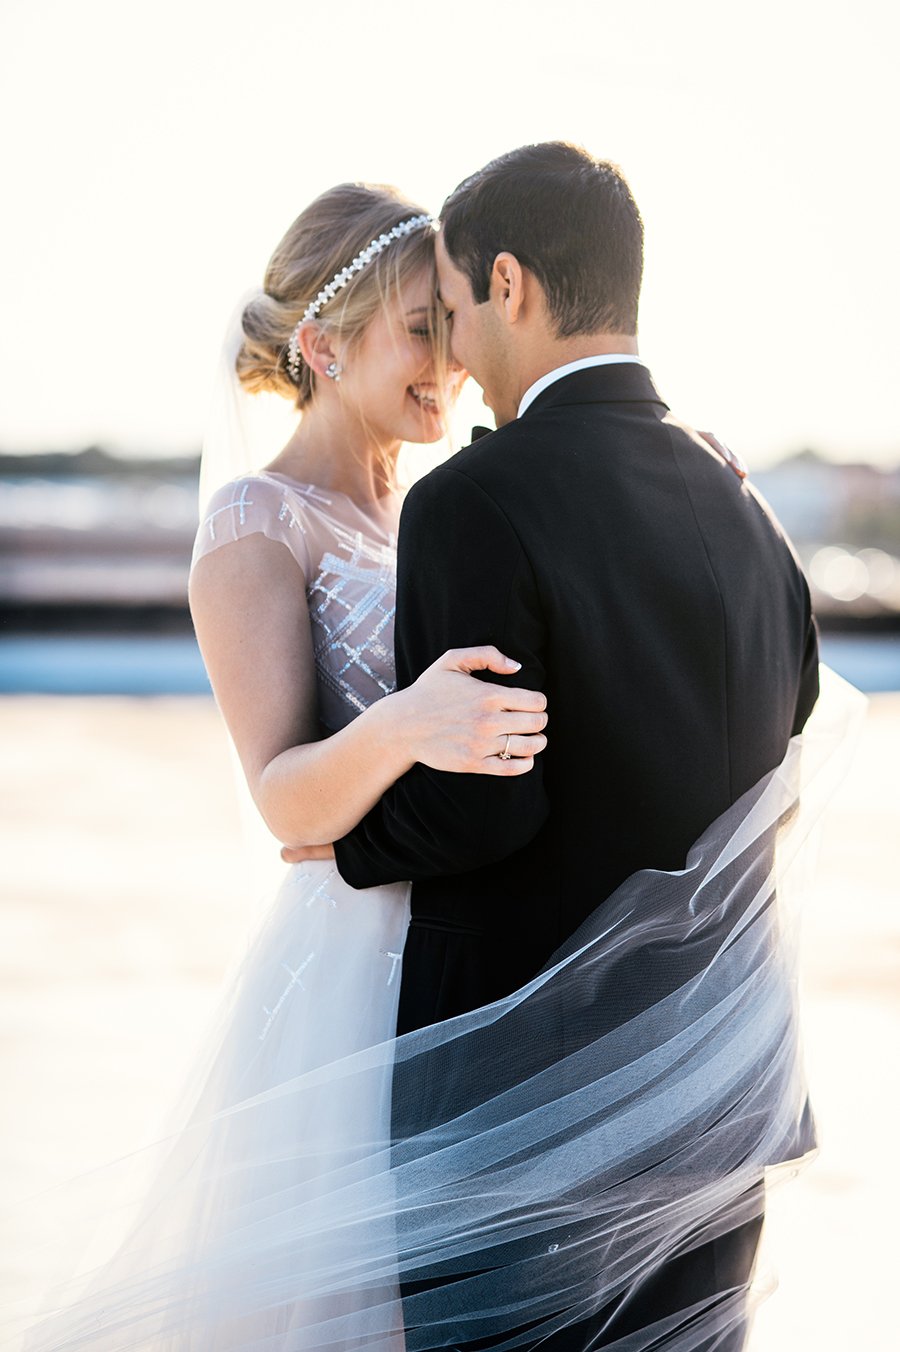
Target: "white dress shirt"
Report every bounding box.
[517,354,645,419]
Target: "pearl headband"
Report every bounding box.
[286,214,434,382]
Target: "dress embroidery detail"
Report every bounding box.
[304,869,338,909]
[259,951,316,1041]
[193,476,400,731]
[278,499,307,533]
[203,482,255,542]
[308,524,398,719]
[381,950,403,987]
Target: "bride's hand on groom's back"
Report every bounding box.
[396,646,549,777]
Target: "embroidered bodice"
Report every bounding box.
[191,472,401,732]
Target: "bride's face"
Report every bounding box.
[339,268,464,446]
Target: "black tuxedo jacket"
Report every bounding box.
[334,364,819,1034]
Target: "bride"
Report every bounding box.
[13,182,864,1352]
[15,182,547,1351]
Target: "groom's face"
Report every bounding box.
[435,233,516,426]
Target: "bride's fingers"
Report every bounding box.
[482,753,536,776]
[489,732,548,762]
[492,685,547,714]
[280,842,336,864]
[440,645,523,675]
[490,709,548,736]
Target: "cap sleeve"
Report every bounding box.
[191,476,313,582]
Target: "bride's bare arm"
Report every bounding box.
[189,533,548,849]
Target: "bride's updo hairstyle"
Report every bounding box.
[237,183,441,408]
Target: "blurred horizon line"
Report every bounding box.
[1,442,899,475]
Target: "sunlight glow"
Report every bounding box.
[1,0,897,467]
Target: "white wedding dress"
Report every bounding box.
[12,471,866,1352]
[184,470,413,1111]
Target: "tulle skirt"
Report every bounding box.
[6,668,864,1351]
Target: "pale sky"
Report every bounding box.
[1,0,897,468]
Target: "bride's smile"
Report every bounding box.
[330,269,466,450]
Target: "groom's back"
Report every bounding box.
[395,363,818,1024]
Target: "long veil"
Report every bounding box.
[2,666,865,1351]
[198,293,301,511]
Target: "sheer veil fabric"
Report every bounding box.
[2,308,866,1350]
[198,291,301,509]
[5,666,864,1351]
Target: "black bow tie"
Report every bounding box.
[470,425,493,442]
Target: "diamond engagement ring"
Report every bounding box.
[499,734,513,761]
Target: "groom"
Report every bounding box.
[334,144,819,1347]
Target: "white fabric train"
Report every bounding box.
[5,667,864,1351]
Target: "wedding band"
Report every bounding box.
[499,734,513,760]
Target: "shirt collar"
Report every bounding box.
[517,354,645,420]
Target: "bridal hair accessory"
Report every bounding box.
[499,733,513,760]
[286,214,434,382]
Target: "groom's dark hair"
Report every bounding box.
[440,142,643,336]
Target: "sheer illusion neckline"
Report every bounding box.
[259,470,401,538]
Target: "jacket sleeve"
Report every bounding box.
[333,464,550,888]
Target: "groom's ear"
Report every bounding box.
[489,252,526,325]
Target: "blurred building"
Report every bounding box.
[0,448,198,634]
[754,451,900,624]
[1,445,899,636]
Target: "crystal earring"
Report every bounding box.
[325,361,341,382]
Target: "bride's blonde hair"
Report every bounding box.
[237,183,447,409]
